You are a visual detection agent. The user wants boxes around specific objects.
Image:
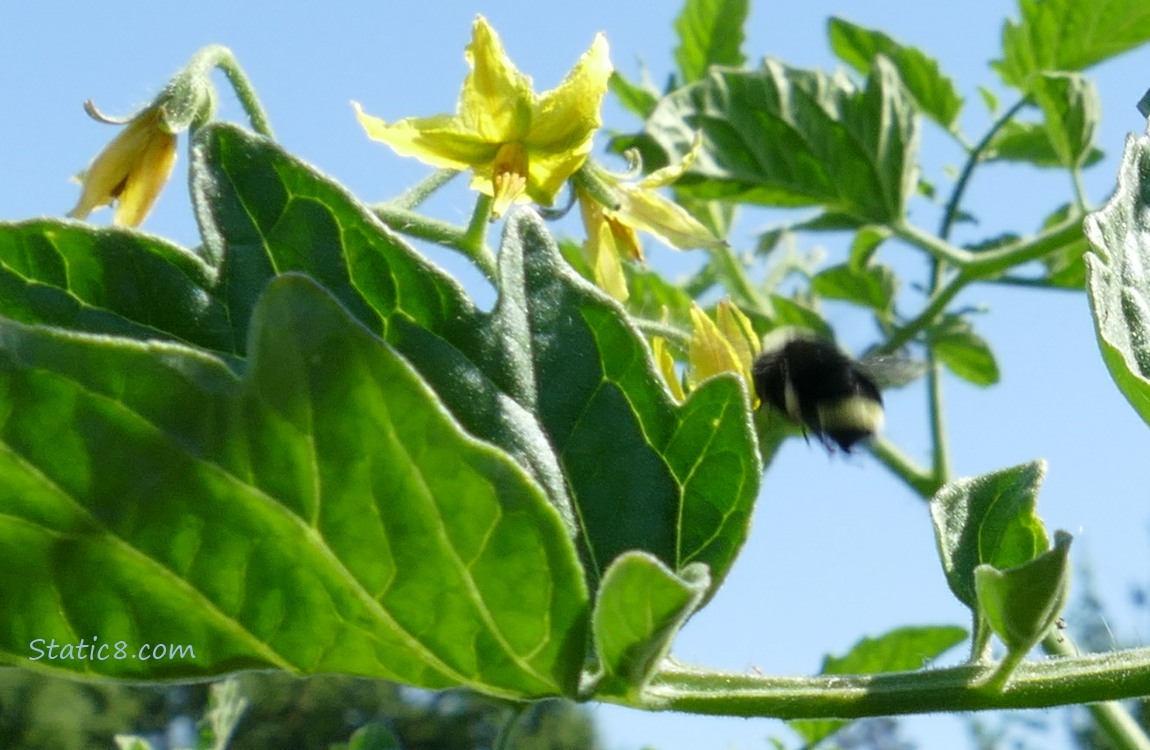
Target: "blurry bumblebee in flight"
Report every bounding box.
[752,330,921,453]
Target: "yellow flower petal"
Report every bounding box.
[687,303,740,388]
[113,128,177,227]
[715,299,760,375]
[459,16,534,141]
[613,184,723,250]
[639,131,702,188]
[652,336,686,402]
[529,33,612,152]
[68,104,178,228]
[353,103,495,170]
[588,219,629,302]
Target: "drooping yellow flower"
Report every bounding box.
[354,16,612,218]
[686,300,761,405]
[577,185,633,302]
[68,100,178,228]
[575,137,723,299]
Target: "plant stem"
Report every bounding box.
[390,169,461,210]
[624,647,1150,719]
[371,203,498,281]
[1044,633,1150,750]
[878,270,968,354]
[188,45,275,138]
[939,97,1030,241]
[866,437,937,497]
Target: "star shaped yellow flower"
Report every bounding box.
[353,16,612,218]
[68,100,178,228]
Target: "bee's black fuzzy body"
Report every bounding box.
[752,336,884,453]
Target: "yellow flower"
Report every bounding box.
[575,137,723,299]
[686,300,760,404]
[354,16,612,218]
[577,185,634,302]
[68,100,178,228]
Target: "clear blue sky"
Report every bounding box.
[4,2,1150,749]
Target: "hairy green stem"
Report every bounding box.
[939,97,1030,241]
[962,216,1083,277]
[390,169,461,210]
[621,647,1150,719]
[371,203,498,281]
[866,437,937,497]
[187,45,275,138]
[633,318,692,350]
[878,271,967,354]
[463,193,495,251]
[1044,633,1150,750]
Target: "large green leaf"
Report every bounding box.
[1084,132,1150,427]
[192,124,761,589]
[995,0,1150,89]
[828,17,963,131]
[192,123,576,531]
[0,220,232,354]
[790,625,967,746]
[674,0,748,83]
[499,213,761,587]
[0,275,587,696]
[644,57,919,223]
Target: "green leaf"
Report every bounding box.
[975,531,1072,655]
[929,460,1050,612]
[1084,132,1150,428]
[610,71,661,120]
[192,122,577,531]
[763,295,833,338]
[674,0,748,83]
[810,262,896,316]
[500,213,761,588]
[928,314,1000,386]
[0,220,232,354]
[828,17,963,131]
[848,226,891,270]
[592,553,709,698]
[0,276,588,697]
[995,0,1150,89]
[756,213,865,256]
[985,120,1104,169]
[1030,73,1101,169]
[790,625,967,746]
[645,57,919,223]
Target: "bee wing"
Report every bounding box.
[858,352,927,389]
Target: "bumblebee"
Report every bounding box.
[752,333,884,452]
